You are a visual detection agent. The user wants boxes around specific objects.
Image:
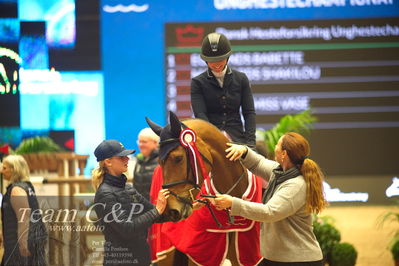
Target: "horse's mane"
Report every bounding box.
[180,118,229,149]
[180,118,222,133]
[179,118,247,197]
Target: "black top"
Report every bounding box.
[191,67,256,147]
[133,150,159,201]
[94,173,160,266]
[1,182,47,266]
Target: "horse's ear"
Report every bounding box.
[145,117,162,136]
[169,111,182,137]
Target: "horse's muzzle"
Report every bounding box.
[167,204,193,222]
[168,209,181,222]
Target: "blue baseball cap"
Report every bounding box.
[94,140,135,162]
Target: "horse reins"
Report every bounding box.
[196,170,246,228]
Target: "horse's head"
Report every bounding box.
[146,112,221,222]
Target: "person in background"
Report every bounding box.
[132,128,160,201]
[1,155,47,266]
[92,139,168,266]
[212,132,327,266]
[191,32,256,149]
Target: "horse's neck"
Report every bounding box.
[211,156,248,198]
[198,130,248,197]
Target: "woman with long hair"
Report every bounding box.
[213,132,327,266]
[1,155,47,266]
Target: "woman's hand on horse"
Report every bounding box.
[212,194,233,210]
[225,143,248,161]
[156,189,170,214]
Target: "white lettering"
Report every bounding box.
[86,203,104,223]
[386,177,399,198]
[104,203,124,223]
[214,0,393,9]
[216,27,249,40]
[41,209,53,223]
[331,24,399,40]
[215,24,399,41]
[257,66,321,80]
[254,96,310,112]
[30,209,43,223]
[350,0,393,6]
[189,52,320,82]
[54,209,78,223]
[19,69,99,96]
[324,182,369,202]
[18,208,32,223]
[214,0,280,10]
[229,51,305,66]
[127,203,145,222]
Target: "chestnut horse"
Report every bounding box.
[147,112,262,266]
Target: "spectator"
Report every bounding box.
[132,128,160,201]
[1,155,47,266]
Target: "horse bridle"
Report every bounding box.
[161,137,211,204]
[160,132,246,228]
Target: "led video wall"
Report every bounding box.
[0,0,103,174]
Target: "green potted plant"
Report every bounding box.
[257,109,317,159]
[377,203,399,265]
[390,238,399,265]
[329,242,357,266]
[14,136,62,154]
[312,215,341,265]
[10,136,63,174]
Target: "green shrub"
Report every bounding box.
[329,242,357,266]
[257,109,317,159]
[391,238,399,261]
[377,202,399,262]
[15,136,62,154]
[313,216,341,263]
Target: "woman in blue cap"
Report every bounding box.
[91,140,169,266]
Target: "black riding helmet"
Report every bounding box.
[200,32,232,62]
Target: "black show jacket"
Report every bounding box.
[191,67,256,146]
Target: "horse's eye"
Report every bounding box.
[174,156,183,164]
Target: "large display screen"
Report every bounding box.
[165,17,399,176]
[0,0,103,174]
